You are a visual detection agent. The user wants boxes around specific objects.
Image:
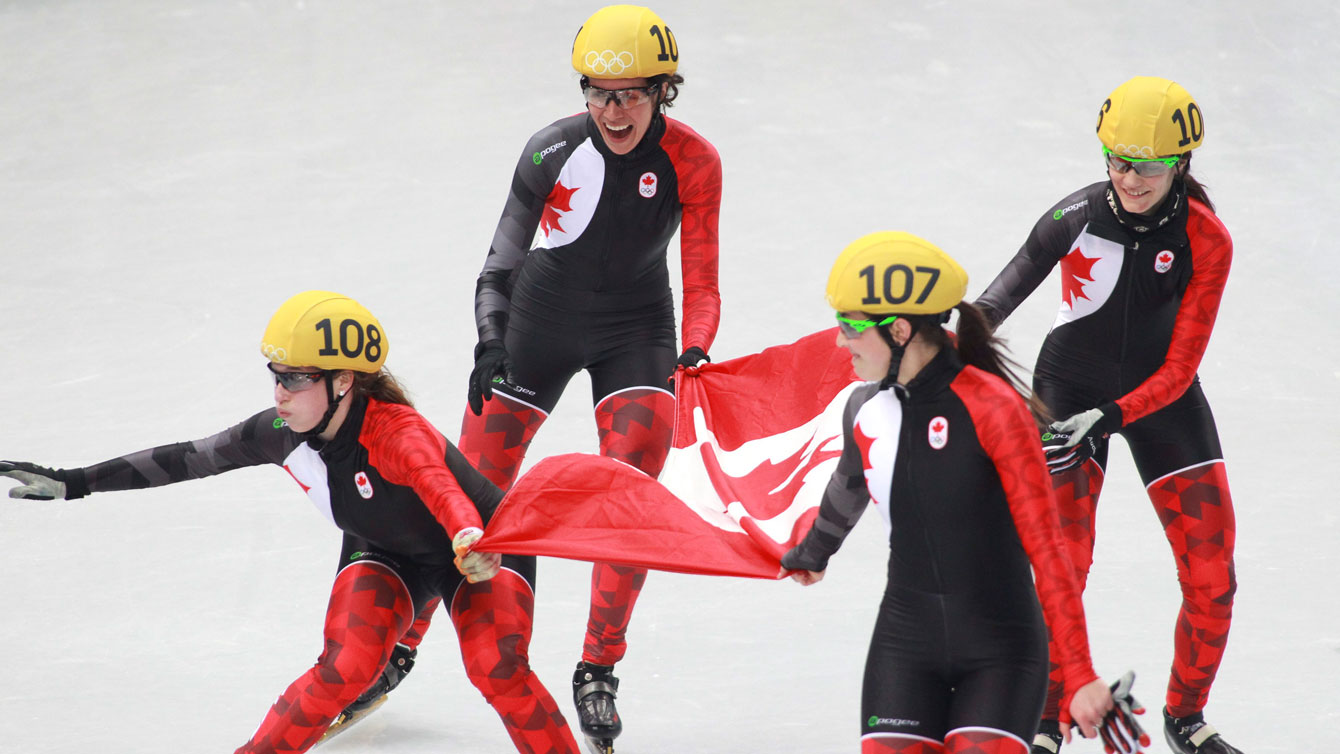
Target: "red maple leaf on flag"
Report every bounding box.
[1060,246,1099,307]
[697,438,842,520]
[540,181,578,237]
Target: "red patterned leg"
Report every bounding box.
[451,569,580,754]
[581,388,675,666]
[583,563,649,666]
[861,733,945,753]
[236,563,413,754]
[1147,461,1237,718]
[593,387,674,477]
[459,394,548,490]
[1041,460,1103,721]
[944,728,1027,754]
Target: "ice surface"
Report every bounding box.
[2,1,1337,752]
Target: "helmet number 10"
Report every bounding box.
[858,264,941,306]
[648,25,678,63]
[315,318,383,364]
[1170,103,1203,148]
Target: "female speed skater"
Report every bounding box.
[974,76,1241,754]
[782,232,1147,754]
[1,291,581,754]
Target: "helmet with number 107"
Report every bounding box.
[1097,76,1205,159]
[261,290,388,373]
[826,232,969,317]
[572,4,679,79]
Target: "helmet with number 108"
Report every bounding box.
[261,290,387,373]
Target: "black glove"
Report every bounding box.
[676,346,710,370]
[467,340,516,416]
[1098,670,1150,754]
[1041,402,1121,474]
[0,460,85,500]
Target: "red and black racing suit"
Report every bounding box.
[460,110,721,668]
[60,396,579,754]
[783,349,1098,754]
[975,180,1236,721]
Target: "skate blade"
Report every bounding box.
[317,694,388,747]
[583,735,614,754]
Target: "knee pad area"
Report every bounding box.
[451,570,536,700]
[595,388,675,476]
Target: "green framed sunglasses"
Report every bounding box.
[835,313,898,338]
[1102,146,1180,177]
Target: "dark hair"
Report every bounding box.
[1179,153,1215,213]
[648,72,684,109]
[351,369,413,407]
[1183,173,1215,213]
[912,303,1052,426]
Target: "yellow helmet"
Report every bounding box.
[826,232,968,316]
[572,5,678,79]
[261,291,387,372]
[1097,76,1204,159]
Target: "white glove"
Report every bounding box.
[1042,403,1121,474]
[452,527,501,583]
[1099,670,1150,754]
[0,461,68,500]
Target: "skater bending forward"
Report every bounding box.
[783,233,1145,754]
[0,291,580,754]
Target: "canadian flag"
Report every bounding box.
[476,329,860,579]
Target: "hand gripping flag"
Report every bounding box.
[476,328,861,579]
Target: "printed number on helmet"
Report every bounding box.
[315,318,383,363]
[649,25,677,63]
[1096,98,1112,133]
[1170,103,1203,148]
[858,264,941,306]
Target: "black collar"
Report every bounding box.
[890,345,963,402]
[1105,178,1187,234]
[307,394,368,457]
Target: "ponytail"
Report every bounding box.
[353,368,414,407]
[919,303,1052,427]
[1179,153,1215,213]
[1183,172,1215,214]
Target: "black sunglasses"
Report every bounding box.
[267,362,326,392]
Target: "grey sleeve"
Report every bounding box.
[780,387,875,572]
[75,409,296,496]
[974,188,1093,329]
[473,124,569,345]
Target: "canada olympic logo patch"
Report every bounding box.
[354,471,374,499]
[1155,250,1174,273]
[639,172,657,198]
[928,417,948,450]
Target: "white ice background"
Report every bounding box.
[2,1,1337,752]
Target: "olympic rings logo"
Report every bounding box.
[585,49,634,75]
[1113,143,1156,159]
[261,342,288,363]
